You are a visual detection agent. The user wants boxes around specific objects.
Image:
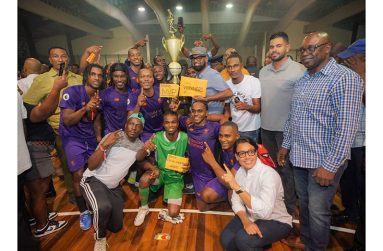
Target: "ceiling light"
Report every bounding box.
[138,7,145,12]
[226,3,233,8]
[176,5,183,10]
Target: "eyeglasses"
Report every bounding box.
[236,149,257,158]
[191,56,206,61]
[299,43,328,54]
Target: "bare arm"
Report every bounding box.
[94,113,103,143]
[205,34,220,56]
[234,98,261,114]
[87,131,122,171]
[79,45,103,74]
[30,76,68,123]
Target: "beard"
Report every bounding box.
[192,62,206,72]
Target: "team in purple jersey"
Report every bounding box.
[127,68,168,142]
[59,64,104,231]
[97,63,130,137]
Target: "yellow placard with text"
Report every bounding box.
[179,76,207,97]
[165,154,189,173]
[159,84,180,98]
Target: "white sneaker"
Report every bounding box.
[158,209,184,224]
[134,206,149,226]
[94,237,108,251]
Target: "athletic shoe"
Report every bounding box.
[80,210,92,231]
[34,220,67,237]
[29,212,58,226]
[134,206,149,226]
[94,237,108,251]
[158,209,184,224]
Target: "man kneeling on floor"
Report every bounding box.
[134,110,189,226]
[80,113,153,251]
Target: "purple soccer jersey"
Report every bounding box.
[126,86,165,142]
[99,86,129,135]
[179,116,221,182]
[59,85,96,139]
[222,149,240,171]
[128,67,140,94]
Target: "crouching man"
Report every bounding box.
[80,113,153,251]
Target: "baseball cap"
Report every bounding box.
[190,47,208,57]
[128,112,145,126]
[337,39,365,59]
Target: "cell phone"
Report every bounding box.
[59,63,65,76]
[178,17,184,28]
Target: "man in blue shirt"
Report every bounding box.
[190,47,233,114]
[278,32,364,251]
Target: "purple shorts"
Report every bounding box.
[192,174,228,200]
[62,138,97,172]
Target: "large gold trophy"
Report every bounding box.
[162,9,185,84]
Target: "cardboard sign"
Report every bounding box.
[165,154,189,173]
[179,76,207,97]
[159,84,179,98]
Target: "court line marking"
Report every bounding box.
[57,209,355,234]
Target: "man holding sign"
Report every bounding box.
[134,111,188,226]
[189,47,233,114]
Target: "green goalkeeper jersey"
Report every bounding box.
[153,131,188,182]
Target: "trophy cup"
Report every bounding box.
[162,9,185,84]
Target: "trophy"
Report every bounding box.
[162,9,185,84]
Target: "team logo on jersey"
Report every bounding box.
[63,93,70,101]
[127,98,131,105]
[114,97,120,102]
[203,128,209,134]
[81,102,86,106]
[70,160,75,166]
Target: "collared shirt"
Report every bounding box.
[352,104,365,147]
[197,66,231,114]
[231,158,292,226]
[259,58,305,131]
[18,74,39,96]
[23,68,83,129]
[282,58,364,172]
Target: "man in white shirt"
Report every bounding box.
[18,58,41,96]
[80,113,156,251]
[224,52,261,142]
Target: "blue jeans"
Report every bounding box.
[221,216,291,251]
[293,163,347,251]
[239,129,260,143]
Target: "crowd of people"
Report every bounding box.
[17,30,365,251]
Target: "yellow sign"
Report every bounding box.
[160,84,180,98]
[179,77,207,97]
[165,154,189,173]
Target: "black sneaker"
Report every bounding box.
[29,212,58,226]
[34,220,68,237]
[183,183,195,194]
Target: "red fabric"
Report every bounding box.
[257,144,277,168]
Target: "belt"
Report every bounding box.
[29,140,54,146]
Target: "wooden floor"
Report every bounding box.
[37,176,356,251]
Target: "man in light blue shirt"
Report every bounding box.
[278,32,363,251]
[190,47,233,114]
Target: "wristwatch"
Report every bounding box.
[235,186,245,194]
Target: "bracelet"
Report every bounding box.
[99,144,107,160]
